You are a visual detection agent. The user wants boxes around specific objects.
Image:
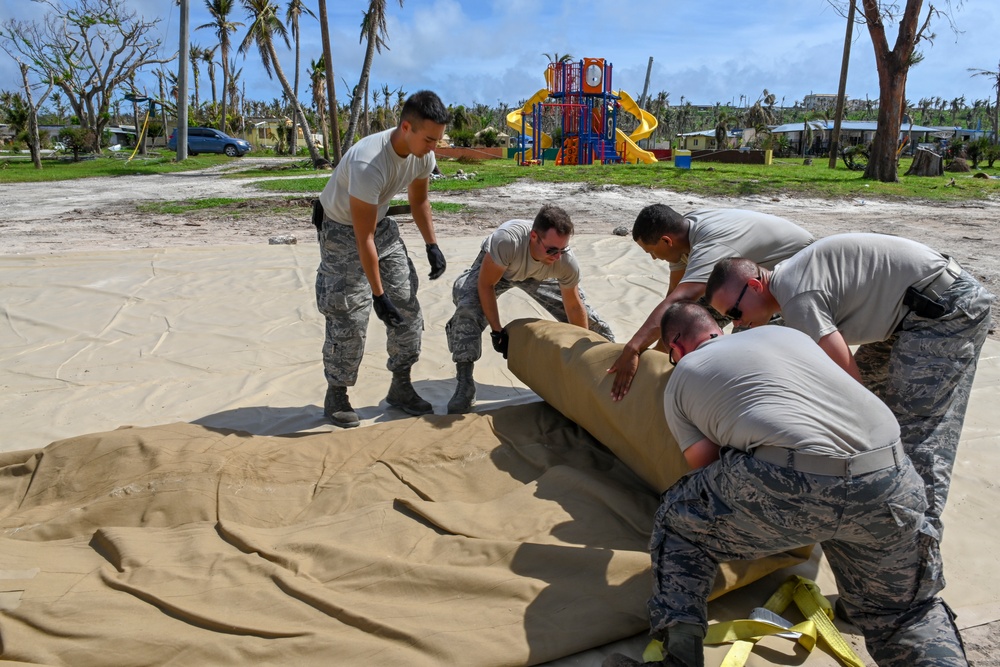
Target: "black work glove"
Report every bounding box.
[490,328,509,359]
[372,292,405,328]
[426,243,446,279]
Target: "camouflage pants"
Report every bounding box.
[855,271,993,534]
[648,448,967,666]
[445,250,615,363]
[315,216,423,386]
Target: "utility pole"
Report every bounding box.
[829,0,856,169]
[639,56,653,147]
[176,0,189,161]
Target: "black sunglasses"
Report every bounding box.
[539,239,570,256]
[726,282,751,321]
[668,333,681,366]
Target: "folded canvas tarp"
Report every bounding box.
[0,320,807,666]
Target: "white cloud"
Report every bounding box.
[1,0,997,116]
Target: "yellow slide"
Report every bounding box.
[506,88,553,162]
[615,89,658,164]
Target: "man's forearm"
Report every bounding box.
[411,199,437,245]
[356,235,383,294]
[478,283,502,332]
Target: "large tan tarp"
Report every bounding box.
[0,320,805,667]
[2,239,998,666]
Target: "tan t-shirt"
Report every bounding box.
[770,233,947,344]
[484,220,580,287]
[669,208,814,283]
[663,326,900,457]
[319,129,436,225]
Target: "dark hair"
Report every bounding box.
[399,90,451,127]
[659,300,718,347]
[532,204,574,236]
[631,203,687,244]
[704,257,761,303]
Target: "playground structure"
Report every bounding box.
[506,58,658,165]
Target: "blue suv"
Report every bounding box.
[168,127,252,157]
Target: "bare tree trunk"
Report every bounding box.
[343,21,377,153]
[860,0,923,182]
[317,0,342,163]
[20,63,43,170]
[906,147,943,176]
[289,27,300,156]
[266,42,321,166]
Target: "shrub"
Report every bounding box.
[58,127,96,160]
[450,128,474,147]
[477,128,498,147]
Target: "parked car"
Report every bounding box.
[168,127,252,157]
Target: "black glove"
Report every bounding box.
[372,292,405,328]
[426,243,446,279]
[490,328,509,359]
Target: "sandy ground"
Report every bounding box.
[1,158,999,662]
[1,157,997,338]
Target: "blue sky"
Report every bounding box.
[2,0,999,113]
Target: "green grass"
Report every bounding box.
[251,157,1000,203]
[137,197,249,214]
[4,149,999,204]
[0,152,234,182]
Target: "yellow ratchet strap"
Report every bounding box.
[642,575,865,667]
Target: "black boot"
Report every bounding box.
[663,623,705,667]
[602,623,704,667]
[385,370,433,415]
[447,362,476,414]
[324,385,360,428]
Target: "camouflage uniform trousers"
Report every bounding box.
[315,216,423,387]
[445,250,615,363]
[855,271,993,534]
[648,447,967,667]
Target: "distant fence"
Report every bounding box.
[692,149,772,165]
[436,146,506,160]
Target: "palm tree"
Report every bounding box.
[714,110,738,150]
[969,61,1000,145]
[199,0,243,132]
[542,52,573,64]
[285,0,316,155]
[342,0,403,152]
[310,56,330,161]
[316,0,342,163]
[189,44,204,114]
[239,0,322,165]
[203,45,218,117]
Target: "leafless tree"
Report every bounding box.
[1,0,175,152]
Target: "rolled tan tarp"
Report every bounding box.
[506,318,812,594]
[506,318,687,494]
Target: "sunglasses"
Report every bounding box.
[668,332,681,366]
[539,239,570,256]
[726,282,751,321]
[667,332,718,367]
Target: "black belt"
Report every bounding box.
[901,256,962,320]
[752,440,903,477]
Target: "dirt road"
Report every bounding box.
[1,159,996,337]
